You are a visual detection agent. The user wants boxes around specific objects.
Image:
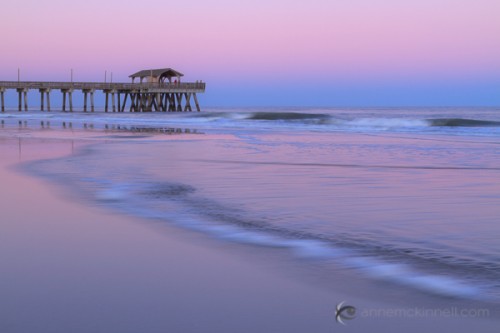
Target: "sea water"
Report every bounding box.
[3,107,500,304]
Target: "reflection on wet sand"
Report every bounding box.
[1,119,202,135]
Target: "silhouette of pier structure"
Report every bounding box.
[0,68,205,112]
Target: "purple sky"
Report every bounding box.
[1,0,499,106]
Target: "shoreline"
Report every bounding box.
[1,128,499,332]
[1,132,351,333]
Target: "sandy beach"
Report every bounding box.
[0,123,498,333]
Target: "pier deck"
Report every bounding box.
[0,81,206,112]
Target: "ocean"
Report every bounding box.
[3,107,500,306]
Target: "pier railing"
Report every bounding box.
[0,81,205,92]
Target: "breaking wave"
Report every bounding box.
[245,112,331,121]
[242,112,500,129]
[427,118,500,127]
[2,110,500,136]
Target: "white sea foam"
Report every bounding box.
[95,188,127,201]
[2,108,500,138]
[344,257,481,299]
[287,239,343,259]
[210,226,290,247]
[344,118,429,129]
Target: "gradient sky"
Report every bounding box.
[1,0,499,106]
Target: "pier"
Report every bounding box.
[0,68,205,112]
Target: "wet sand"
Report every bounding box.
[0,129,498,333]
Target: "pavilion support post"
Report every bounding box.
[193,93,201,112]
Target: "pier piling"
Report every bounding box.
[38,89,51,111]
[61,90,67,111]
[23,90,28,111]
[0,88,5,112]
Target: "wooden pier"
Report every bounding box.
[0,68,205,112]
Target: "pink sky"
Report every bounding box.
[1,0,499,106]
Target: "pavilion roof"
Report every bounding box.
[129,68,184,78]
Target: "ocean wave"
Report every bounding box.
[343,118,428,128]
[2,110,500,136]
[85,179,500,302]
[245,112,331,121]
[428,118,500,127]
